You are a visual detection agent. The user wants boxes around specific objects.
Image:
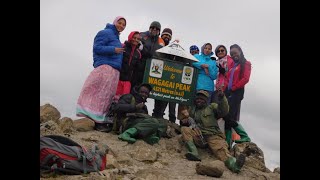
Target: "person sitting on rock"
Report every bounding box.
[180,90,246,173]
[112,83,161,145]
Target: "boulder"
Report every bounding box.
[73,118,95,132]
[40,104,61,123]
[59,117,74,133]
[195,160,225,177]
[231,142,271,172]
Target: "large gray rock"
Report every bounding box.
[40,104,61,123]
[273,167,280,174]
[59,117,74,133]
[73,118,95,132]
[231,142,271,172]
[195,160,225,177]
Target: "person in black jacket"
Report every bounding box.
[131,21,165,89]
[115,31,143,101]
[152,28,177,123]
[113,83,161,145]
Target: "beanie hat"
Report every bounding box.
[113,16,126,25]
[190,45,199,52]
[150,21,161,30]
[196,90,209,101]
[161,28,172,38]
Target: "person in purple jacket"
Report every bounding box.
[76,16,126,132]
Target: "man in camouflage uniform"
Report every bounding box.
[180,90,246,173]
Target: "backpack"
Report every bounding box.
[40,135,106,175]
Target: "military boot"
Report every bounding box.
[185,141,201,161]
[118,128,138,143]
[233,124,251,143]
[225,154,246,173]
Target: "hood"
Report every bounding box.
[128,31,140,42]
[200,43,214,56]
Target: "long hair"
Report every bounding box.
[230,44,247,78]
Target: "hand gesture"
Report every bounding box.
[204,67,209,75]
[194,127,202,136]
[135,102,144,110]
[180,118,189,125]
[217,88,224,98]
[115,47,125,54]
[201,64,209,68]
[218,64,226,74]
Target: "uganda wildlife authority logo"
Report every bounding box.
[181,66,193,84]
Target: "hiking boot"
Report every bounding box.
[185,141,201,161]
[94,123,111,132]
[118,128,138,143]
[144,133,160,145]
[224,153,246,173]
[234,124,251,143]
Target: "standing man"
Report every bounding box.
[152,28,177,123]
[131,21,165,90]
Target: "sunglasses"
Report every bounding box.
[217,49,225,53]
[150,26,160,31]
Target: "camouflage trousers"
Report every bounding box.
[181,127,231,161]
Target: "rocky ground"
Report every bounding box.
[40,104,280,180]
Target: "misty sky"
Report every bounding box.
[40,0,280,170]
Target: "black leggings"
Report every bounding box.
[224,88,244,130]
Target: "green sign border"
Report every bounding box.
[143,57,198,105]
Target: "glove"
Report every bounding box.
[218,64,226,74]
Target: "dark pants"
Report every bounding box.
[152,100,176,123]
[211,90,219,103]
[224,88,244,130]
[125,117,159,138]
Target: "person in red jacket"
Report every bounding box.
[223,44,251,148]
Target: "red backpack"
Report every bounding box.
[40,135,107,175]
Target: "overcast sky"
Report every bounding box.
[40,0,280,170]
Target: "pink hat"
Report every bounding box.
[113,16,126,25]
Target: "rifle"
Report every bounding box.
[187,117,207,146]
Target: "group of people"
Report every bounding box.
[75,15,253,174]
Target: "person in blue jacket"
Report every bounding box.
[76,16,126,132]
[192,43,218,101]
